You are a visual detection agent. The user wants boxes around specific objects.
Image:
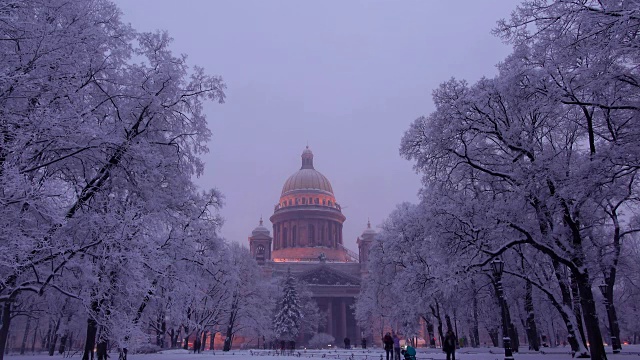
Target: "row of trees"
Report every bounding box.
[0,1,327,357]
[356,1,640,360]
[0,0,264,358]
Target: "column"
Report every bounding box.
[327,300,333,339]
[316,220,321,247]
[331,222,336,247]
[273,225,278,250]
[341,299,347,342]
[339,224,343,244]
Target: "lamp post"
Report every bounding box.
[598,282,621,354]
[491,258,514,360]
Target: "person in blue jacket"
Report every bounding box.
[401,344,416,360]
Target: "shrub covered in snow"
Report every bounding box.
[308,333,335,349]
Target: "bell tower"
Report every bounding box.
[249,217,272,265]
[357,220,376,273]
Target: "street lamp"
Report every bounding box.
[491,258,514,360]
[598,282,621,354]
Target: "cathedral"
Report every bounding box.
[248,147,376,346]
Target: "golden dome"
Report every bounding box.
[281,147,334,197]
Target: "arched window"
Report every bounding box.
[322,199,326,205]
[302,198,306,205]
[315,198,319,204]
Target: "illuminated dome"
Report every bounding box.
[281,146,334,197]
[270,147,351,263]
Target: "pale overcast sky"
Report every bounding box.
[114,0,515,251]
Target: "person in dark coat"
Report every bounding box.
[344,337,350,349]
[361,337,367,349]
[383,332,394,360]
[443,330,457,360]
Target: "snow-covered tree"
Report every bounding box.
[399,0,640,354]
[0,0,226,358]
[222,243,276,351]
[273,269,303,342]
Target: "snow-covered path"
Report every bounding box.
[6,346,640,360]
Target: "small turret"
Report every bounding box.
[249,217,273,265]
[357,219,376,271]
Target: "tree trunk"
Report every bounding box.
[182,324,189,350]
[551,261,588,356]
[445,314,453,333]
[48,316,61,356]
[68,332,74,356]
[604,204,624,353]
[430,301,444,347]
[155,315,162,347]
[20,316,31,355]
[574,269,607,360]
[43,322,51,351]
[509,323,519,352]
[209,331,215,350]
[96,338,108,360]
[0,302,12,360]
[524,280,540,351]
[223,322,233,352]
[488,327,499,347]
[421,316,435,348]
[223,295,238,352]
[58,333,68,354]
[30,319,39,353]
[603,276,622,353]
[472,282,480,348]
[81,317,98,360]
[533,198,589,355]
[570,273,588,348]
[173,329,179,348]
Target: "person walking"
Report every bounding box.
[443,330,457,360]
[393,333,401,360]
[383,332,394,360]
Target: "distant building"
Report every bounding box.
[248,147,376,345]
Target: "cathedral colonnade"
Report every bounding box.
[315,297,360,345]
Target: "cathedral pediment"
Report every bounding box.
[298,265,360,286]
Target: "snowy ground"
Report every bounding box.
[5,346,640,360]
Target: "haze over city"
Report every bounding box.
[2,2,638,360]
[114,0,514,249]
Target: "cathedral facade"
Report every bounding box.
[248,147,376,346]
